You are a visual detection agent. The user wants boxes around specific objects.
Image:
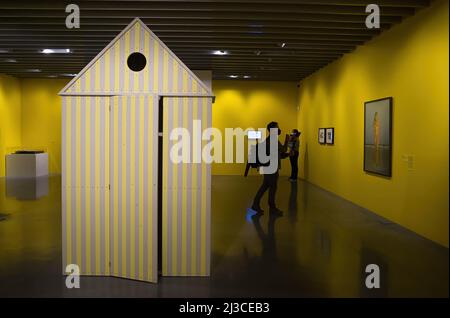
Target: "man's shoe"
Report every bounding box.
[269,207,283,216]
[251,205,264,214]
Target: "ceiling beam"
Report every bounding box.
[0,2,416,16]
[0,0,430,9]
[0,10,403,24]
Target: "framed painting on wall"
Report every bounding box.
[325,128,334,145]
[364,97,393,177]
[318,128,326,144]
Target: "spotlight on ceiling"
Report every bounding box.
[212,50,228,56]
[228,75,239,79]
[60,73,78,77]
[41,48,71,54]
[255,50,262,56]
[4,58,17,63]
[0,49,10,53]
[243,75,251,79]
[25,69,41,73]
[279,43,286,48]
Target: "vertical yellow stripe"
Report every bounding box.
[181,76,189,274]
[191,99,198,274]
[148,96,154,281]
[201,98,207,275]
[95,98,101,274]
[134,24,140,92]
[143,32,150,93]
[75,76,81,93]
[124,31,130,92]
[105,51,110,92]
[130,97,136,279]
[173,60,179,93]
[138,96,144,280]
[121,97,127,276]
[171,98,178,275]
[163,50,169,92]
[75,97,82,268]
[192,79,198,94]
[105,98,111,275]
[182,70,188,93]
[85,69,91,92]
[85,98,92,274]
[162,98,169,276]
[182,97,188,275]
[153,40,159,93]
[115,41,120,92]
[192,98,199,273]
[183,69,188,93]
[66,97,72,265]
[94,60,100,91]
[113,97,119,276]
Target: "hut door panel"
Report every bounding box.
[62,96,110,276]
[162,97,211,276]
[109,96,158,282]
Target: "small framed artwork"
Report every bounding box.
[325,128,334,145]
[318,128,326,144]
[364,97,393,177]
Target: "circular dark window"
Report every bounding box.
[127,52,147,72]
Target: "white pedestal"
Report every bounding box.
[5,153,49,178]
[6,176,49,200]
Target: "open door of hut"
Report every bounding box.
[109,95,159,282]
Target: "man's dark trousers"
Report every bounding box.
[253,171,279,209]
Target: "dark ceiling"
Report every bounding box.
[0,0,431,81]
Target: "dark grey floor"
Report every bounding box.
[0,175,448,298]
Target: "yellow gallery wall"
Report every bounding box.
[0,74,22,177]
[212,80,299,176]
[297,0,449,247]
[20,79,69,174]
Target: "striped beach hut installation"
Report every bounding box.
[59,18,214,283]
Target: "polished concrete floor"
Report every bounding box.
[0,175,448,298]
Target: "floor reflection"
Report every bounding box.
[251,213,279,265]
[0,175,448,297]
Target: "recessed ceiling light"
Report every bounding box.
[25,69,41,72]
[255,50,262,56]
[279,43,286,48]
[4,58,17,63]
[0,49,9,53]
[41,48,71,54]
[60,73,78,77]
[47,75,57,78]
[229,75,239,79]
[243,75,251,79]
[212,50,228,56]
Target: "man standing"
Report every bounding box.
[288,129,301,181]
[251,121,289,216]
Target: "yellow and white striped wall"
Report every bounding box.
[60,18,213,283]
